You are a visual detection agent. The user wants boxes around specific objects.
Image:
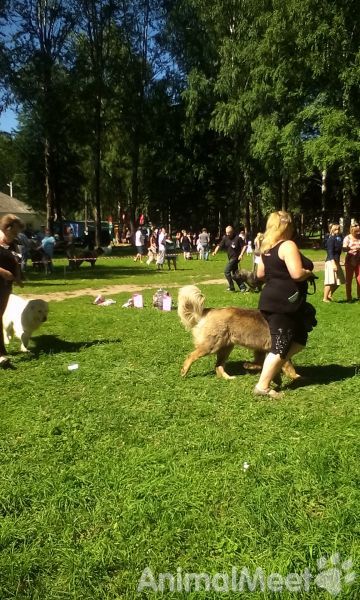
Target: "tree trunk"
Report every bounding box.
[233,137,242,225]
[341,166,352,235]
[45,138,55,232]
[94,97,102,247]
[244,196,251,235]
[321,168,327,239]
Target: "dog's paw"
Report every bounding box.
[216,367,235,380]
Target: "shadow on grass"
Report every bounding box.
[183,361,359,386]
[22,264,192,288]
[225,361,358,387]
[285,364,359,388]
[23,334,122,357]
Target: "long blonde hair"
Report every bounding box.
[260,211,295,253]
[329,223,341,236]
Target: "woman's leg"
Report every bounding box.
[256,352,285,391]
[255,341,305,397]
[355,263,360,299]
[0,290,11,359]
[330,283,339,298]
[255,312,304,397]
[323,284,332,301]
[345,259,354,301]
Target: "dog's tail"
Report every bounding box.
[177,285,205,330]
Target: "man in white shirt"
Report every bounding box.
[134,227,145,262]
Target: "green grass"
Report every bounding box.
[1,251,359,599]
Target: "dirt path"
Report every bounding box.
[21,262,325,302]
[21,280,226,302]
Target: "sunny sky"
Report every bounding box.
[0,107,18,133]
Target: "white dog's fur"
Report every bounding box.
[3,294,48,352]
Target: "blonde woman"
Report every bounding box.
[342,223,360,302]
[323,223,345,302]
[255,211,316,399]
[253,231,264,274]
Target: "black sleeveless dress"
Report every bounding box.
[258,242,314,357]
[259,242,314,314]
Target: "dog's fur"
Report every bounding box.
[233,268,263,292]
[3,294,49,352]
[178,285,298,381]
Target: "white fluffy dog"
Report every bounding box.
[3,294,49,352]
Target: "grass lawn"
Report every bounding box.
[1,250,359,599]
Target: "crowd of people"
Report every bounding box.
[130,220,360,303]
[5,223,78,274]
[323,222,360,303]
[132,226,213,269]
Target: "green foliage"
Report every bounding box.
[302,104,360,170]
[2,0,360,229]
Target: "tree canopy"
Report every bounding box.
[1,0,360,238]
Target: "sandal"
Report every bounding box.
[253,385,284,399]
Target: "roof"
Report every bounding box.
[0,192,37,215]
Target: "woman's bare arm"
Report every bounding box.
[279,240,312,281]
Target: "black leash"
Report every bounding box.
[307,274,318,295]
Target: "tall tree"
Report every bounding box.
[6,0,77,230]
[73,0,122,245]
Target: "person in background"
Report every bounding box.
[17,230,31,273]
[134,226,145,262]
[164,232,177,270]
[342,223,360,302]
[254,211,315,399]
[0,214,24,369]
[239,230,246,243]
[175,231,182,249]
[197,228,210,260]
[180,230,192,260]
[253,232,264,274]
[156,227,166,269]
[125,228,131,244]
[146,228,158,265]
[65,226,75,258]
[40,228,56,273]
[212,225,247,292]
[36,225,46,243]
[323,223,345,302]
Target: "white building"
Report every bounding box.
[0,192,45,231]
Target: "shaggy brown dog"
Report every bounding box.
[178,285,298,381]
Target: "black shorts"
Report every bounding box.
[261,311,308,358]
